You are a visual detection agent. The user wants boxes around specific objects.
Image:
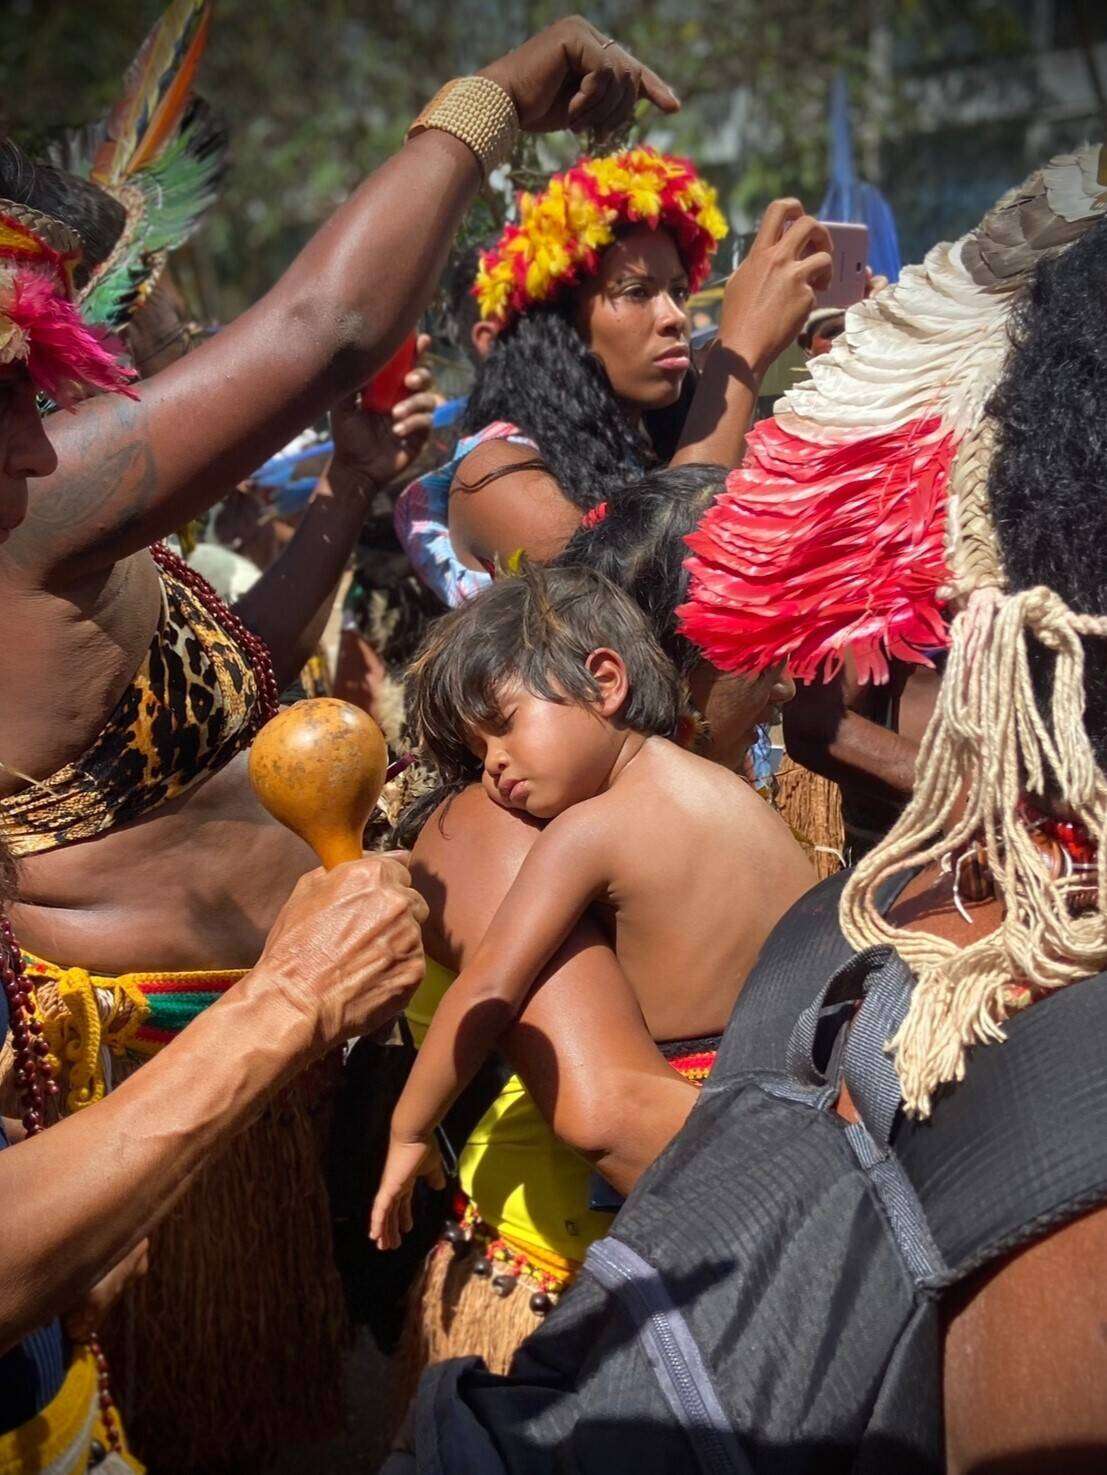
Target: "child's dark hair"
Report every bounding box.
[558,462,727,674]
[400,564,682,836]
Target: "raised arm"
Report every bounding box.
[233,353,437,686]
[673,200,832,470]
[16,20,678,583]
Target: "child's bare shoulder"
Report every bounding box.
[636,739,788,829]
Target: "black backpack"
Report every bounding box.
[407,872,1107,1474]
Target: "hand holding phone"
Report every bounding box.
[811,222,869,310]
[717,200,833,375]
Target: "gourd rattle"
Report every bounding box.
[248,698,390,868]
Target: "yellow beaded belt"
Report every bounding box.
[435,1196,580,1318]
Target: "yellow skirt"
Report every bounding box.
[0,1345,143,1475]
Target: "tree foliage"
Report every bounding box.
[2,0,1040,320]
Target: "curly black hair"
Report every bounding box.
[459,303,697,511]
[986,212,1107,764]
[558,461,726,674]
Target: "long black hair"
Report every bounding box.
[987,213,1107,763]
[460,301,697,511]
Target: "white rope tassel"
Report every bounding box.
[840,584,1107,1117]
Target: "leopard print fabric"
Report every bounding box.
[1,564,264,858]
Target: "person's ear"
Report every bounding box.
[586,648,629,718]
[470,319,500,360]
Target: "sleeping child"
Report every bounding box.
[372,563,810,1247]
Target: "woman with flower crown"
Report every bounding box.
[394,149,833,606]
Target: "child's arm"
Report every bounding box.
[370,806,610,1247]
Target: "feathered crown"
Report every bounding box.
[474,147,728,329]
[52,0,226,335]
[0,199,137,406]
[679,144,1107,686]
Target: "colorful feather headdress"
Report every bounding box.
[679,144,1107,686]
[0,200,136,407]
[474,147,728,329]
[51,0,225,335]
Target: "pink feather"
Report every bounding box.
[7,269,138,408]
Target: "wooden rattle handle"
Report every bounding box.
[248,699,389,870]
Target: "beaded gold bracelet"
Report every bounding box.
[407,76,519,179]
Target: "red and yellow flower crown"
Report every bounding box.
[0,199,136,407]
[474,147,728,329]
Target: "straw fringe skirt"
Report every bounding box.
[102,1059,348,1475]
[774,755,845,881]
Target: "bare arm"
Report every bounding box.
[234,467,369,686]
[0,971,312,1353]
[17,20,678,585]
[23,131,480,584]
[234,361,438,685]
[674,202,832,470]
[0,855,425,1353]
[447,440,586,572]
[783,671,920,803]
[392,808,608,1143]
[414,787,697,1191]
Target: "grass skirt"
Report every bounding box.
[102,1057,349,1475]
[774,755,845,881]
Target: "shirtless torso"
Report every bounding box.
[2,510,318,974]
[525,737,812,1040]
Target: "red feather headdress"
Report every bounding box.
[679,144,1107,684]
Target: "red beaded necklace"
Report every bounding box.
[1019,798,1099,871]
[150,541,280,729]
